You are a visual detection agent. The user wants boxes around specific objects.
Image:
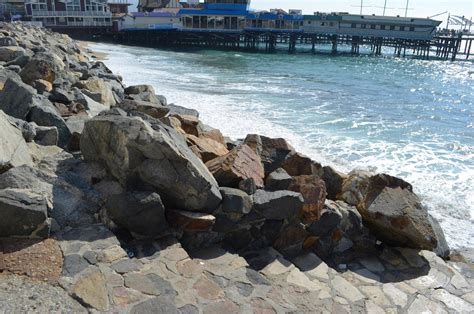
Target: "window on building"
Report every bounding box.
[381,25,386,30]
[215,16,224,29]
[390,25,395,30]
[361,24,367,29]
[351,23,356,28]
[400,26,405,31]
[200,16,207,28]
[208,16,215,28]
[224,16,231,29]
[192,16,199,28]
[409,27,415,31]
[257,19,262,28]
[371,24,376,29]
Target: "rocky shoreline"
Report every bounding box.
[0,22,473,313]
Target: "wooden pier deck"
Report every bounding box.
[65,27,474,61]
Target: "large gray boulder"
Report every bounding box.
[0,77,38,119]
[81,113,222,212]
[19,52,65,84]
[104,191,168,236]
[28,102,71,148]
[0,46,26,62]
[0,188,50,238]
[358,174,449,257]
[0,110,33,174]
[253,190,304,220]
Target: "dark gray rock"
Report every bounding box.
[252,190,304,220]
[130,296,178,314]
[179,304,199,314]
[62,254,90,277]
[104,191,168,236]
[238,178,257,195]
[0,77,38,119]
[81,113,222,212]
[34,125,59,146]
[117,99,170,119]
[27,101,71,147]
[265,168,294,191]
[124,84,155,95]
[49,88,74,104]
[0,188,50,238]
[219,187,252,220]
[0,36,17,46]
[308,204,343,237]
[110,259,141,274]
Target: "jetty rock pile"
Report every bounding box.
[0,22,473,313]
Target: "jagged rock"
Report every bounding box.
[260,135,295,175]
[104,191,168,236]
[0,188,50,238]
[206,144,265,188]
[322,166,347,200]
[0,67,21,91]
[282,151,322,177]
[77,77,115,107]
[81,113,222,212]
[238,178,257,195]
[0,110,33,173]
[173,114,204,137]
[6,115,36,142]
[167,209,216,231]
[27,102,71,148]
[0,36,17,46]
[0,77,38,119]
[288,175,327,222]
[0,46,26,62]
[265,168,293,191]
[337,169,373,206]
[117,98,169,118]
[218,187,253,220]
[253,190,304,220]
[49,88,74,104]
[359,174,449,256]
[167,104,199,117]
[201,125,226,145]
[308,203,343,237]
[273,223,311,256]
[34,125,59,146]
[19,52,65,84]
[33,79,53,93]
[124,84,155,95]
[243,134,263,156]
[187,134,229,162]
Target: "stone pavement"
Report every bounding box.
[1,223,473,313]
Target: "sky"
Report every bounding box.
[249,0,473,23]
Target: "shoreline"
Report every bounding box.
[77,40,109,61]
[88,41,474,251]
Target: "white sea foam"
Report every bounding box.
[91,43,474,249]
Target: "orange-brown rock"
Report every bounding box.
[201,127,226,145]
[205,144,265,188]
[281,152,322,177]
[186,134,229,162]
[289,175,327,222]
[273,224,310,256]
[167,210,216,231]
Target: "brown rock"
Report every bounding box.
[203,299,240,314]
[167,210,216,231]
[243,134,263,156]
[96,245,127,263]
[33,79,53,93]
[337,170,372,206]
[289,175,327,222]
[186,134,229,162]
[71,267,109,311]
[281,152,322,177]
[173,114,203,136]
[201,127,226,145]
[206,144,265,188]
[358,174,448,255]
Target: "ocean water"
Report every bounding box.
[90,42,474,250]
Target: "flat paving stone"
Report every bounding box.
[407,294,447,314]
[110,259,141,274]
[192,275,224,300]
[286,268,322,292]
[293,253,329,281]
[359,285,391,307]
[331,276,365,302]
[431,289,474,313]
[130,296,179,314]
[382,283,408,307]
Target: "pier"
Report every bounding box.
[110,29,473,61]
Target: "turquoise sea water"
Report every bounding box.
[91,43,474,249]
